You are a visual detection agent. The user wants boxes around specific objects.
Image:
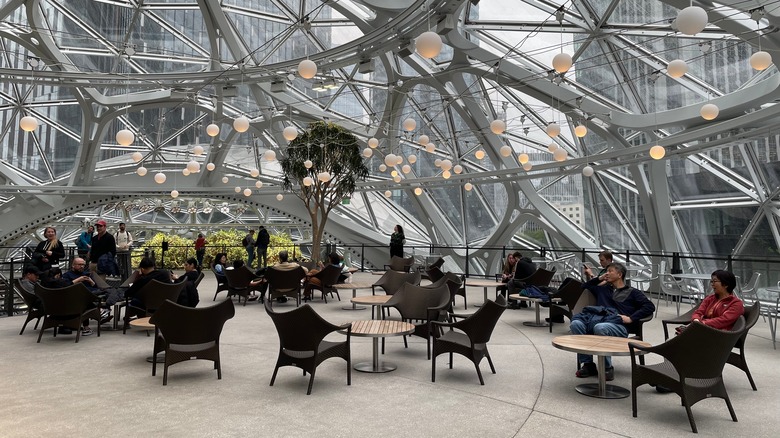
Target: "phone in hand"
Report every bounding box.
[582,262,594,269]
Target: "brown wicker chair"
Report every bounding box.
[149,299,235,385]
[123,280,186,334]
[264,266,306,307]
[307,264,343,302]
[547,278,583,333]
[34,283,102,343]
[426,266,445,283]
[14,279,44,335]
[223,266,262,305]
[212,267,229,301]
[381,282,451,359]
[629,317,746,433]
[385,255,414,272]
[265,300,351,395]
[661,300,760,390]
[431,295,507,385]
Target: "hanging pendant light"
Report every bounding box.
[402,118,416,132]
[187,160,201,173]
[206,123,220,137]
[368,137,379,148]
[206,162,216,171]
[552,52,573,73]
[750,51,772,71]
[574,124,588,137]
[676,6,708,36]
[490,119,506,135]
[464,182,473,191]
[136,166,147,176]
[20,115,38,132]
[116,129,134,146]
[255,181,263,189]
[154,172,167,184]
[546,122,561,138]
[700,103,719,120]
[283,126,298,141]
[131,152,143,163]
[582,166,594,177]
[298,59,317,79]
[233,115,250,133]
[415,31,443,59]
[170,189,179,198]
[649,145,666,160]
[418,135,429,145]
[667,59,688,78]
[249,168,260,177]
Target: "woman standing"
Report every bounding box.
[33,226,65,271]
[389,224,405,258]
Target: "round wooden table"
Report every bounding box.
[130,317,165,364]
[348,320,415,373]
[466,279,504,307]
[508,293,549,327]
[351,295,392,319]
[332,281,374,310]
[552,334,651,399]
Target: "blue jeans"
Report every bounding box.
[246,246,255,266]
[570,320,628,369]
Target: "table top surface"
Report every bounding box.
[674,273,713,280]
[332,281,374,290]
[351,295,392,305]
[346,320,415,337]
[552,335,651,356]
[508,293,542,303]
[466,279,504,287]
[129,317,154,329]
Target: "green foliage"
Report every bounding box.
[136,229,301,270]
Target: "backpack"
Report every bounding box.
[242,236,249,246]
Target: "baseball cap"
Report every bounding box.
[95,220,107,227]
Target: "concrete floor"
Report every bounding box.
[1,271,778,437]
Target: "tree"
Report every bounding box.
[281,121,369,262]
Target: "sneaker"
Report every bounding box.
[576,362,597,378]
[604,366,615,381]
[81,327,93,336]
[100,309,111,319]
[100,314,113,325]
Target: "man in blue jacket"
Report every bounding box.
[572,262,655,381]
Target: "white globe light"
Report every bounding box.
[233,116,250,133]
[414,187,423,196]
[453,164,463,174]
[193,145,204,156]
[276,193,284,201]
[582,166,594,177]
[415,31,443,59]
[187,160,200,173]
[249,168,259,177]
[553,148,568,162]
[475,150,485,160]
[442,170,451,179]
[20,115,38,132]
[317,171,331,182]
[575,124,588,137]
[518,153,529,164]
[363,148,373,158]
[206,123,220,137]
[434,158,442,167]
[182,168,191,176]
[464,182,473,191]
[368,137,379,148]
[700,103,719,120]
[396,155,403,165]
[440,159,452,171]
[384,154,397,167]
[425,143,436,153]
[418,135,429,145]
[667,59,688,78]
[548,143,559,152]
[500,145,512,157]
[206,162,216,171]
[384,190,392,198]
[264,150,277,161]
[402,164,411,174]
[304,159,313,169]
[408,154,417,164]
[379,164,387,172]
[282,126,298,141]
[298,59,317,79]
[255,181,263,188]
[522,162,533,171]
[243,188,252,197]
[131,152,143,163]
[546,122,561,138]
[750,51,773,71]
[390,170,398,177]
[676,6,708,36]
[552,52,573,73]
[303,176,314,186]
[234,186,241,193]
[170,189,179,198]
[393,175,401,183]
[136,166,147,176]
[116,129,134,146]
[649,145,666,160]
[490,119,506,135]
[221,176,229,184]
[402,118,416,132]
[154,172,167,184]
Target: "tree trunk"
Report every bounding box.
[309,210,329,263]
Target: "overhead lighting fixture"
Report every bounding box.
[358,59,375,74]
[312,81,327,92]
[270,80,287,93]
[202,202,213,214]
[323,78,338,89]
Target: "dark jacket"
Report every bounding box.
[33,240,65,271]
[89,232,116,264]
[125,269,172,300]
[582,278,655,324]
[256,228,270,247]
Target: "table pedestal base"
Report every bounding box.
[342,304,366,311]
[523,321,550,327]
[146,353,165,364]
[354,361,396,373]
[575,383,630,399]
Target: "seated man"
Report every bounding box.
[60,257,110,335]
[572,262,655,381]
[253,250,308,302]
[20,265,41,294]
[302,253,340,301]
[124,257,172,307]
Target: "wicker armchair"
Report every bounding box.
[34,283,102,343]
[381,282,451,359]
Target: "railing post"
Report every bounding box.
[5,258,15,316]
[465,244,470,278]
[360,244,365,272]
[540,246,546,258]
[727,254,733,272]
[672,252,681,274]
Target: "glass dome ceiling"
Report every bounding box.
[1,0,779,271]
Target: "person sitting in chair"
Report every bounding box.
[302,253,340,301]
[572,262,655,381]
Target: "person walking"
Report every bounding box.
[256,226,270,268]
[194,233,207,268]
